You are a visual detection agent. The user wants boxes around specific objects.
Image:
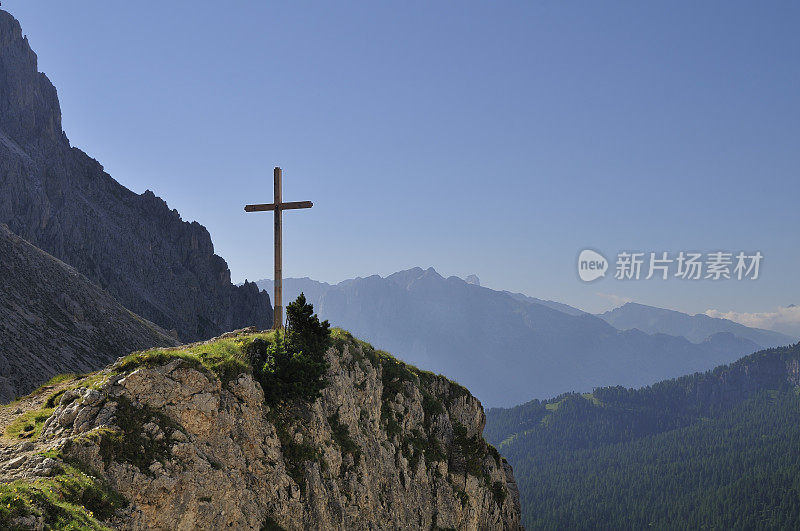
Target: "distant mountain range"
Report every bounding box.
[598,302,795,348]
[485,343,800,528]
[255,268,793,407]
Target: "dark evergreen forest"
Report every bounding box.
[486,343,800,529]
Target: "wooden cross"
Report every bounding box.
[245,167,313,329]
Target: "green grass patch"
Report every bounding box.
[1,374,82,409]
[4,408,55,440]
[7,372,113,413]
[545,399,563,411]
[0,462,126,530]
[44,389,67,409]
[114,331,276,385]
[76,373,112,392]
[582,393,601,406]
[43,374,80,387]
[44,384,85,409]
[330,328,357,349]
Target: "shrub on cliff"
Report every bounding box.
[248,293,331,403]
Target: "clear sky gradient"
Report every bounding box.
[4,1,798,322]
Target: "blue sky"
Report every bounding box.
[4,1,798,325]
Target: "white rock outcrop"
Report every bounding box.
[38,333,522,530]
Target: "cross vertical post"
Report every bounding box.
[244,167,313,330]
[273,167,282,330]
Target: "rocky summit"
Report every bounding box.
[0,9,271,342]
[0,223,179,403]
[0,329,522,529]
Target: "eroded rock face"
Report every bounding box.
[0,9,272,343]
[40,339,522,530]
[0,224,180,402]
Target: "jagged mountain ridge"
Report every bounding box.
[257,268,764,407]
[0,9,271,342]
[257,276,587,319]
[0,224,179,402]
[0,329,522,529]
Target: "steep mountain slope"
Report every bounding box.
[0,9,271,342]
[0,224,180,403]
[0,329,522,530]
[485,343,800,528]
[261,268,761,407]
[599,302,795,347]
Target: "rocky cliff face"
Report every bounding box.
[0,9,271,342]
[0,330,522,529]
[0,223,180,403]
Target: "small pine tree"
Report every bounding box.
[285,292,331,360]
[281,292,331,400]
[249,293,331,403]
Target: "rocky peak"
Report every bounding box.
[465,274,481,286]
[0,329,522,529]
[0,9,272,343]
[0,10,65,151]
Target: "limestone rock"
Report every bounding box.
[36,333,523,529]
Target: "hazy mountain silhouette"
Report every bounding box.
[599,302,796,348]
[257,268,764,406]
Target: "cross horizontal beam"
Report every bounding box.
[244,200,313,212]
